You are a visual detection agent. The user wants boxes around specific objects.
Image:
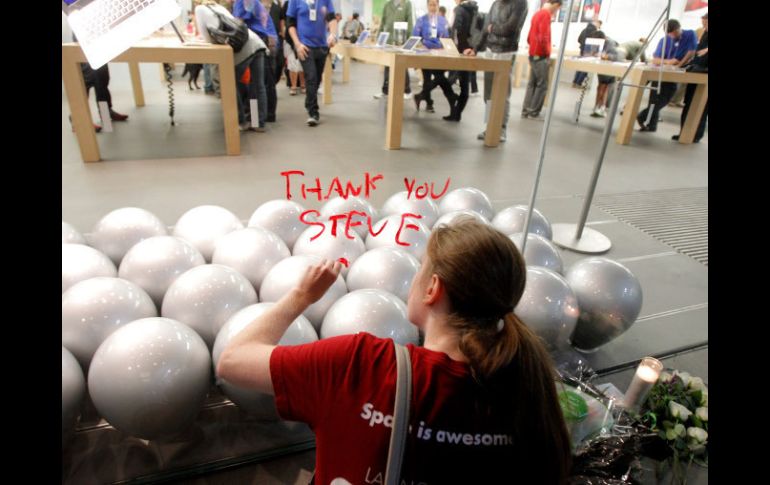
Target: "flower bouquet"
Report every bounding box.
[637,370,708,484]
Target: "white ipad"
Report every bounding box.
[376,32,390,47]
[355,30,370,45]
[401,36,421,51]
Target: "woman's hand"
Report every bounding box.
[294,259,342,306]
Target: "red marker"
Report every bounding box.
[337,257,350,268]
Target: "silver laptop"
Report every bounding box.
[63,0,181,69]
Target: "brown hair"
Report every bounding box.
[425,217,572,484]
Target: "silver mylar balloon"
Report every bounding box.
[365,214,430,261]
[62,277,158,370]
[565,258,644,353]
[491,205,553,240]
[437,187,495,221]
[248,200,308,251]
[321,289,419,345]
[320,196,378,240]
[212,227,290,293]
[292,224,366,277]
[62,346,85,447]
[62,244,117,292]
[62,222,86,245]
[212,303,318,419]
[88,317,211,440]
[515,267,579,351]
[88,208,168,265]
[380,191,440,228]
[162,264,258,348]
[260,255,348,330]
[119,236,206,308]
[509,232,564,274]
[173,205,244,262]
[433,210,490,229]
[346,247,420,303]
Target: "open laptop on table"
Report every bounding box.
[63,0,181,69]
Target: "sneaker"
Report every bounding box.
[403,93,412,100]
[239,121,251,131]
[521,111,529,119]
[373,93,385,99]
[290,88,297,95]
[470,91,480,97]
[249,125,266,132]
[526,113,545,121]
[307,116,320,126]
[476,131,506,142]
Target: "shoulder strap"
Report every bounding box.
[384,341,412,485]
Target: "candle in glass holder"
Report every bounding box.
[623,357,663,411]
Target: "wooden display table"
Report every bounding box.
[324,42,513,149]
[62,37,239,163]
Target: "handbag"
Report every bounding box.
[384,342,412,485]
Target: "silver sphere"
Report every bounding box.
[88,317,211,440]
[62,277,158,370]
[437,187,495,221]
[515,267,579,351]
[162,264,258,348]
[62,244,117,292]
[248,200,308,251]
[212,227,290,293]
[565,258,644,353]
[380,191,440,228]
[212,303,318,419]
[173,205,244,262]
[118,236,206,308]
[62,346,86,447]
[88,208,168,265]
[62,221,86,245]
[365,214,431,261]
[491,205,553,239]
[432,210,490,229]
[260,255,348,330]
[321,289,419,345]
[292,225,366,277]
[509,232,564,274]
[320,196,378,240]
[346,247,420,303]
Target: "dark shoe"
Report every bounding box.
[266,115,276,123]
[671,135,680,141]
[639,126,656,132]
[636,115,646,130]
[109,110,128,121]
[426,103,435,113]
[442,114,460,122]
[413,93,423,111]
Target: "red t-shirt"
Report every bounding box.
[271,332,522,485]
[528,9,552,57]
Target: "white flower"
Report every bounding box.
[674,371,692,387]
[688,376,706,392]
[687,426,708,443]
[659,371,673,383]
[700,389,708,406]
[666,423,686,440]
[695,407,708,422]
[669,401,693,421]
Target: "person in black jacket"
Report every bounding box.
[445,0,479,121]
[572,20,599,87]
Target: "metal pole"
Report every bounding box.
[571,7,670,239]
[520,0,576,255]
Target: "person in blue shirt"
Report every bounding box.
[234,0,280,123]
[287,0,338,126]
[637,19,697,132]
[413,0,456,115]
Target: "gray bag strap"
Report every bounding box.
[384,341,412,485]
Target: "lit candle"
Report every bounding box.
[622,357,663,412]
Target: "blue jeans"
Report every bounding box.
[235,50,267,127]
[299,46,329,118]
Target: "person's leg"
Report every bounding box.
[382,66,390,95]
[678,83,708,141]
[264,56,277,121]
[404,68,411,94]
[290,70,298,90]
[234,57,251,125]
[646,81,676,131]
[433,70,456,106]
[300,50,319,119]
[93,64,112,108]
[203,64,214,93]
[418,69,434,104]
[522,58,538,115]
[250,51,268,128]
[470,71,478,93]
[453,71,470,118]
[299,71,306,89]
[527,57,549,117]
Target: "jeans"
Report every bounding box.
[522,56,549,116]
[483,55,516,128]
[203,64,213,91]
[264,55,277,119]
[455,71,471,117]
[235,50,268,126]
[299,46,329,118]
[382,66,411,95]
